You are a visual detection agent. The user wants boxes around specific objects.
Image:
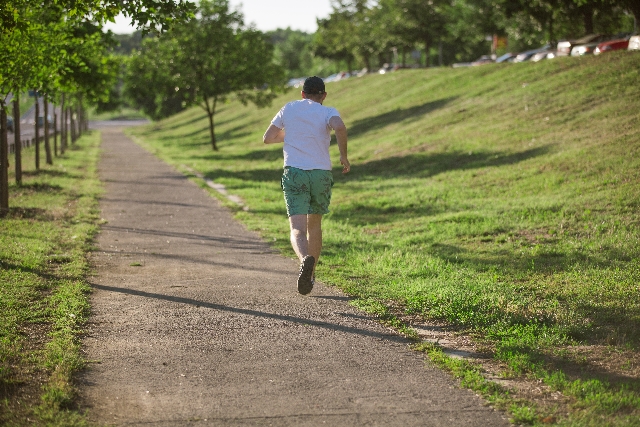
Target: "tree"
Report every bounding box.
[0,0,193,214]
[617,0,640,26]
[175,0,285,150]
[1,0,194,35]
[371,0,417,66]
[268,29,316,79]
[126,0,286,151]
[125,37,187,120]
[314,8,358,72]
[388,0,450,67]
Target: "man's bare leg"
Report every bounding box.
[289,214,322,294]
[289,214,322,269]
[289,214,309,261]
[306,214,322,271]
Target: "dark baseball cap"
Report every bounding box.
[303,76,325,94]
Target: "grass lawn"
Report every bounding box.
[1,132,101,426]
[130,51,640,426]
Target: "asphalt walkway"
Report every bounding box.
[77,127,510,426]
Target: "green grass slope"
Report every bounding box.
[132,52,640,426]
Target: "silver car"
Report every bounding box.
[571,42,601,56]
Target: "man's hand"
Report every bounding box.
[330,116,349,174]
[340,156,350,174]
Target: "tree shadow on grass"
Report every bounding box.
[22,169,75,179]
[154,121,254,148]
[329,202,446,226]
[202,168,283,185]
[219,147,282,162]
[2,207,53,221]
[348,97,457,139]
[141,113,208,134]
[198,145,550,189]
[0,259,58,280]
[339,145,551,182]
[12,182,63,193]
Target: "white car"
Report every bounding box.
[557,34,608,56]
[629,35,640,51]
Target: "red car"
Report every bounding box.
[594,37,630,55]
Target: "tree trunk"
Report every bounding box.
[582,6,594,34]
[204,96,218,151]
[13,95,22,185]
[70,106,76,144]
[424,37,430,68]
[53,112,57,157]
[44,96,52,165]
[0,102,9,214]
[77,95,82,135]
[35,93,40,170]
[628,1,640,32]
[60,94,66,154]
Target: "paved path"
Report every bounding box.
[78,127,510,426]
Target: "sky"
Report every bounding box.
[103,0,333,34]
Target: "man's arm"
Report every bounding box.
[329,116,350,174]
[263,124,285,144]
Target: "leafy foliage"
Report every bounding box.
[124,0,286,150]
[312,0,636,70]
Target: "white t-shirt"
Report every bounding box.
[270,99,340,171]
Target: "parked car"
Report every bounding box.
[628,35,640,51]
[37,114,53,128]
[531,49,557,61]
[472,55,495,66]
[378,63,396,74]
[495,52,516,63]
[452,54,495,68]
[594,36,630,55]
[556,34,609,56]
[513,44,552,62]
[452,60,473,68]
[325,71,350,82]
[287,77,305,88]
[571,41,602,56]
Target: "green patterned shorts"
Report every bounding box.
[281,167,334,216]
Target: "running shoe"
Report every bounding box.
[297,255,315,295]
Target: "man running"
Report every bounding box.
[263,76,350,295]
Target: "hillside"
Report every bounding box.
[130,52,640,426]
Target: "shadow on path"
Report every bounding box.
[91,283,405,343]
